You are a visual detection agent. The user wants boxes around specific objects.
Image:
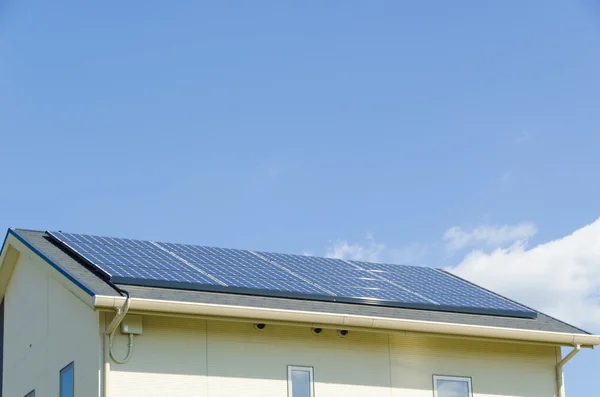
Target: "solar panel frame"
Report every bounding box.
[108,275,340,301]
[47,231,537,318]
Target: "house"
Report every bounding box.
[1,229,597,397]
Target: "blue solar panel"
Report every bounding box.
[255,252,436,304]
[100,264,220,285]
[49,231,333,297]
[159,242,269,268]
[48,231,536,318]
[325,286,431,303]
[350,260,531,316]
[256,252,373,279]
[213,276,326,294]
[191,264,291,280]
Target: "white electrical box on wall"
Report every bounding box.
[120,314,143,335]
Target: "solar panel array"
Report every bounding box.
[47,231,536,318]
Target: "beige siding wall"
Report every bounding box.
[207,320,390,397]
[390,334,557,397]
[3,253,100,396]
[108,316,558,397]
[107,314,208,396]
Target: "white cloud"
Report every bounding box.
[323,220,600,331]
[326,235,384,262]
[325,235,428,264]
[448,218,600,331]
[443,222,537,251]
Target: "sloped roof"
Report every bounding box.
[9,228,589,335]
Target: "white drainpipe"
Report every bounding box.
[556,344,581,397]
[103,292,132,397]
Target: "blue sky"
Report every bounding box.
[1,1,599,395]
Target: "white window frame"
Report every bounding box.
[287,365,315,397]
[433,375,473,397]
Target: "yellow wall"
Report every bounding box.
[108,316,559,397]
[390,333,557,397]
[3,251,100,397]
[106,314,208,396]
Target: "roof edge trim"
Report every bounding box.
[93,295,600,347]
[8,229,95,297]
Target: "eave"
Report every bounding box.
[93,294,600,347]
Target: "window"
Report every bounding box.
[287,366,314,397]
[433,376,472,397]
[60,362,74,397]
[24,391,34,397]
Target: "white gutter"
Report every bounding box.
[93,295,600,347]
[556,345,581,397]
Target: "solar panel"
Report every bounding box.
[255,251,433,305]
[48,231,331,298]
[47,231,536,318]
[350,260,531,317]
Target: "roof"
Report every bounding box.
[7,228,589,337]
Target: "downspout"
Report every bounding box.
[105,289,131,335]
[103,325,110,397]
[102,286,132,397]
[556,344,580,397]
